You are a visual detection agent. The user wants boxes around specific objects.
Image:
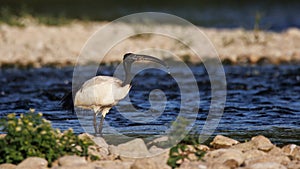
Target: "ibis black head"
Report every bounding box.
[122,53,168,86]
[123,53,167,67]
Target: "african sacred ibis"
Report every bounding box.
[61,53,167,136]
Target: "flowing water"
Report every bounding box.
[0,65,299,145]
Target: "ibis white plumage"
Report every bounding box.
[62,53,167,136]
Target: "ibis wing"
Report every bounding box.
[74,76,129,107]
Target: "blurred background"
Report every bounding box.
[1,0,300,30]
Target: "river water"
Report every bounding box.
[0,64,299,145]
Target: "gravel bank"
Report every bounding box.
[1,22,300,67]
[0,134,299,169]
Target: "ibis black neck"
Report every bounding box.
[122,61,132,86]
[121,53,167,86]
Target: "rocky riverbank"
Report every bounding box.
[0,134,299,169]
[1,22,300,67]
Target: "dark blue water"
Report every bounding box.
[0,65,299,145]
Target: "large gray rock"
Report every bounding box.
[250,135,274,151]
[148,146,168,156]
[195,145,210,152]
[58,155,87,166]
[268,146,285,156]
[92,160,133,169]
[282,144,300,160]
[247,162,287,169]
[16,157,48,169]
[51,163,96,169]
[146,136,169,147]
[232,142,255,152]
[0,163,17,169]
[210,135,239,149]
[178,161,207,169]
[243,149,267,159]
[232,135,274,152]
[131,158,158,169]
[287,160,300,169]
[244,154,290,166]
[145,150,171,169]
[204,149,244,168]
[207,163,231,169]
[92,137,109,152]
[110,138,150,158]
[78,133,109,160]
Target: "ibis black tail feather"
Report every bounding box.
[60,91,74,112]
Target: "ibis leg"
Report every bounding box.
[93,113,98,135]
[98,115,104,136]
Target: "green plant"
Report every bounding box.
[253,11,263,42]
[0,7,24,26]
[165,118,206,168]
[181,55,191,64]
[36,15,71,26]
[222,36,235,47]
[167,139,206,168]
[0,110,95,165]
[241,11,270,46]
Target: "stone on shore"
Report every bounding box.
[195,145,210,152]
[51,163,96,169]
[246,162,287,169]
[243,149,267,159]
[204,149,244,168]
[232,135,274,152]
[92,160,133,169]
[0,163,17,169]
[58,155,87,166]
[268,146,285,156]
[16,157,48,169]
[92,136,109,152]
[244,154,290,166]
[210,135,239,148]
[89,137,109,160]
[178,161,207,169]
[287,160,300,169]
[131,158,159,169]
[250,135,274,151]
[282,144,300,160]
[109,138,151,159]
[146,136,169,147]
[145,150,171,169]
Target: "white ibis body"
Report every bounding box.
[73,53,167,136]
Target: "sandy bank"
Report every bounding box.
[1,22,300,67]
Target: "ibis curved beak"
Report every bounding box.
[133,54,168,67]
